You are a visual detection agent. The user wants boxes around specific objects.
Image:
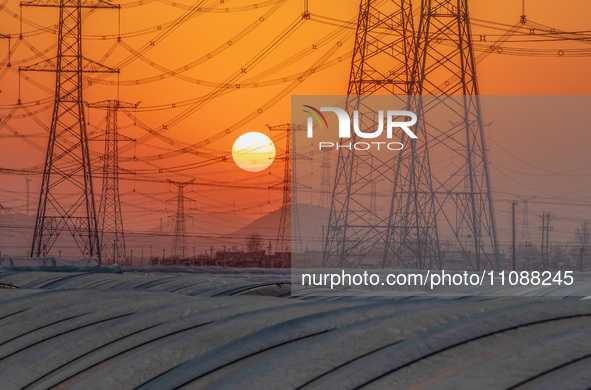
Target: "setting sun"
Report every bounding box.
[232,132,276,172]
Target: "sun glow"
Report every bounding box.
[232,132,276,172]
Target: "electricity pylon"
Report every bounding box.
[168,180,194,258]
[268,123,307,253]
[324,0,499,271]
[88,100,136,265]
[518,196,535,243]
[22,0,119,261]
[324,0,416,267]
[277,125,292,253]
[268,124,293,253]
[384,0,499,271]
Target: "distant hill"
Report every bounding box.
[142,212,254,236]
[0,205,331,261]
[230,203,330,252]
[0,210,255,262]
[125,212,256,263]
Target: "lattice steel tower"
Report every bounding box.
[383,0,499,271]
[268,124,294,253]
[268,123,305,253]
[324,0,416,267]
[169,180,193,258]
[324,0,499,271]
[22,0,118,261]
[88,100,135,265]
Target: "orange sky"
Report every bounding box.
[1,0,591,249]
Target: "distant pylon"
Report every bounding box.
[324,0,416,267]
[319,149,331,209]
[521,200,529,241]
[268,124,294,253]
[540,212,552,269]
[168,180,194,258]
[278,126,292,253]
[384,0,499,271]
[518,196,535,242]
[22,0,119,261]
[87,100,136,265]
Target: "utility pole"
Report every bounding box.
[25,177,31,216]
[541,213,545,269]
[521,199,529,242]
[546,213,551,269]
[512,200,518,270]
[87,100,137,265]
[168,180,194,258]
[540,212,552,269]
[22,0,119,262]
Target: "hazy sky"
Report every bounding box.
[0,0,590,249]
